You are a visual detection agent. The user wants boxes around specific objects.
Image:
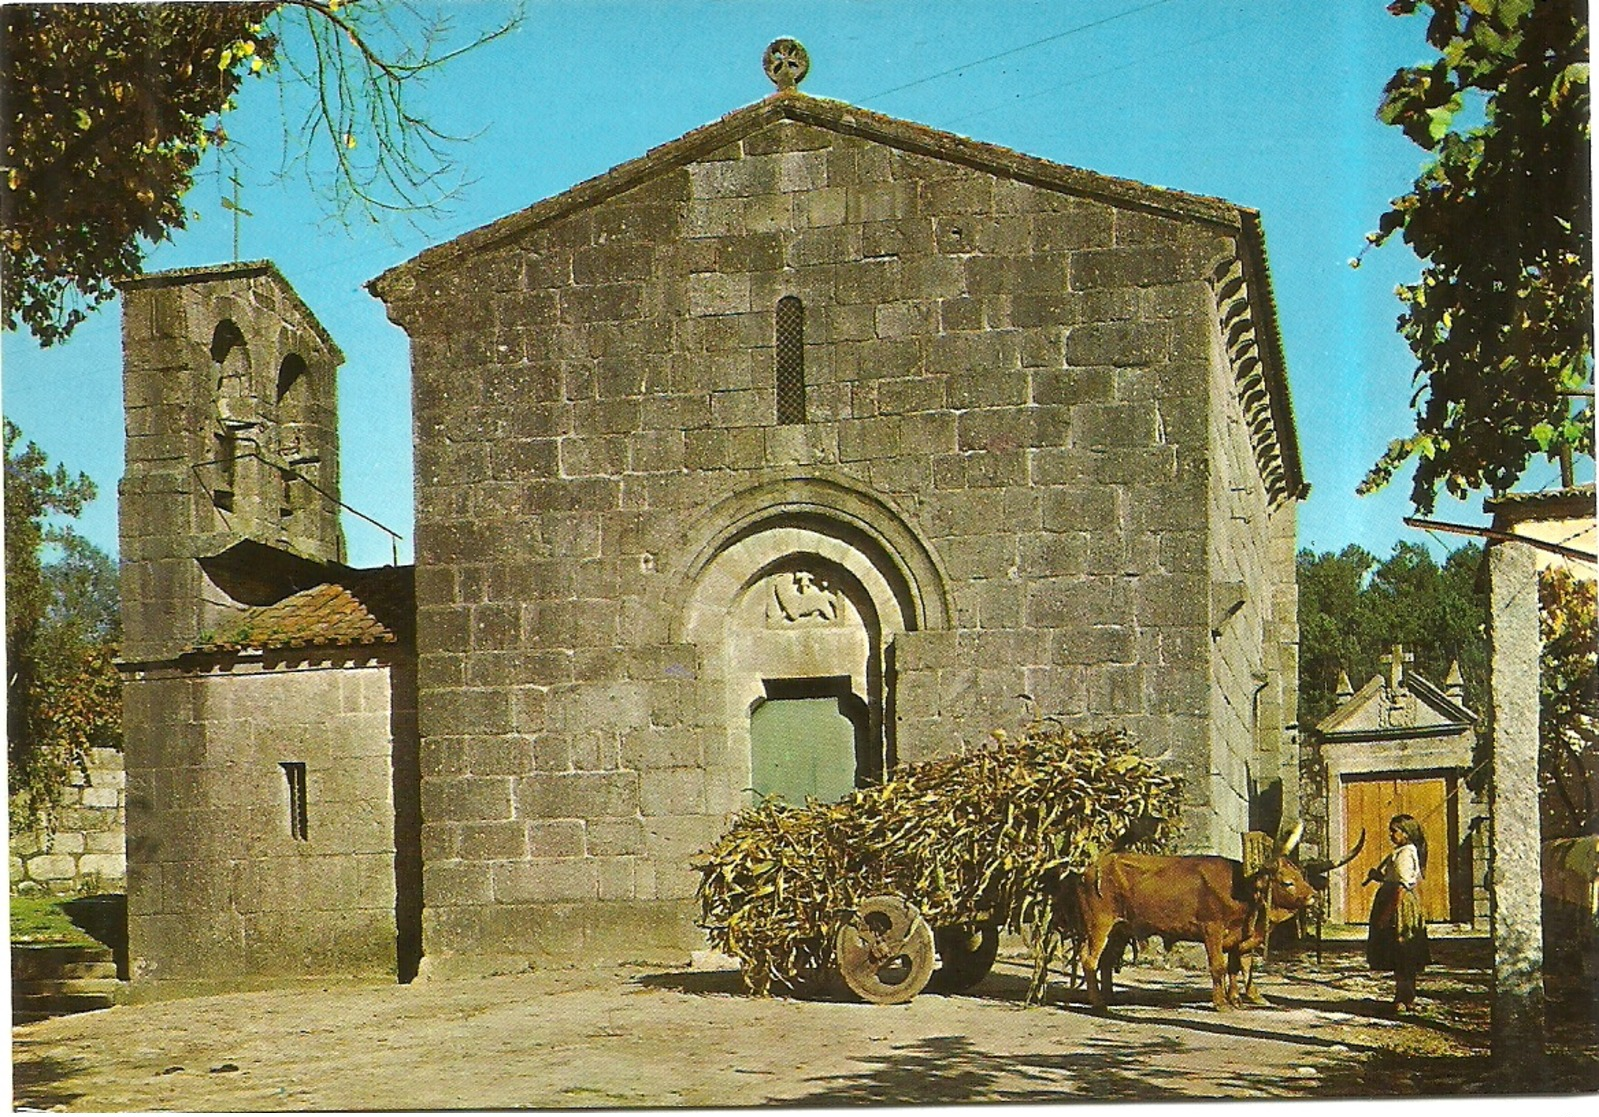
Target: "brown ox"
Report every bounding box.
[1063,828,1362,1012]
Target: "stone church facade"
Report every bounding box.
[119,86,1305,982]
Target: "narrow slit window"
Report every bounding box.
[281,762,308,841]
[776,296,805,425]
[278,469,295,524]
[214,431,237,512]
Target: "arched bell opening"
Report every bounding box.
[209,320,252,514]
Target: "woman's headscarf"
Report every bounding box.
[1389,813,1428,875]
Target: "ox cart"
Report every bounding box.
[695,724,1366,1008]
[692,725,1184,1005]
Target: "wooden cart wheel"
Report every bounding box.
[927,924,1000,993]
[833,895,935,1005]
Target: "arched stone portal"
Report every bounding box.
[677,479,948,811]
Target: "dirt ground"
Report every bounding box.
[11,940,1599,1109]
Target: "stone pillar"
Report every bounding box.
[1486,539,1547,1084]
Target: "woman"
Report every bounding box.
[1364,813,1431,1013]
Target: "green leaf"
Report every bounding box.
[1497,0,1534,25]
[1426,100,1460,142]
[1368,0,1592,514]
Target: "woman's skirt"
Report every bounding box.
[1366,883,1431,973]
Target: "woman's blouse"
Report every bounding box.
[1383,842,1421,888]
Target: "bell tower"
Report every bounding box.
[118,261,345,662]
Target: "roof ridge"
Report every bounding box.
[122,259,345,364]
[1404,672,1478,722]
[370,91,1248,295]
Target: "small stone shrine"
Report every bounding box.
[1302,644,1485,928]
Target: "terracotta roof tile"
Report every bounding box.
[191,565,413,654]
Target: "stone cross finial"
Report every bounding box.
[763,38,810,90]
[1381,643,1413,691]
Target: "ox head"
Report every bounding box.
[1250,823,1367,919]
[1257,821,1364,911]
[1257,820,1317,915]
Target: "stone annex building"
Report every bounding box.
[117,75,1307,984]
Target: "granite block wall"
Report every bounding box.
[9,747,126,894]
[122,657,412,981]
[1203,265,1300,853]
[120,263,344,665]
[377,112,1295,967]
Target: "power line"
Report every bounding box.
[1403,516,1596,564]
[190,449,406,567]
[860,0,1184,104]
[945,13,1241,129]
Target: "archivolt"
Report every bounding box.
[668,474,951,638]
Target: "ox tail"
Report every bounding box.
[1052,870,1090,996]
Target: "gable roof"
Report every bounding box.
[189,565,414,655]
[1315,668,1477,739]
[123,259,344,364]
[368,89,1304,500]
[1484,483,1595,524]
[371,91,1249,289]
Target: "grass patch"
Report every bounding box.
[9,893,99,946]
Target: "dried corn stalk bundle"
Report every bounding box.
[693,723,1182,997]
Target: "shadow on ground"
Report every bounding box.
[635,961,1048,1004]
[784,1031,1312,1104]
[11,1046,87,1111]
[1315,1047,1599,1097]
[640,940,1598,1099]
[60,893,128,979]
[635,969,749,996]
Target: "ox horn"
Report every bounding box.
[1278,819,1304,857]
[1326,828,1366,871]
[1302,829,1367,882]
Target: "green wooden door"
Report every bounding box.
[750,696,857,804]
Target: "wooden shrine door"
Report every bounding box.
[1341,772,1454,923]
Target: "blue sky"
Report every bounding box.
[2,0,1583,568]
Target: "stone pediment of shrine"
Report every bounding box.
[1315,644,1476,741]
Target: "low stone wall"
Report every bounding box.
[10,747,126,894]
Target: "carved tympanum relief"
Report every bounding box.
[766,570,845,627]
